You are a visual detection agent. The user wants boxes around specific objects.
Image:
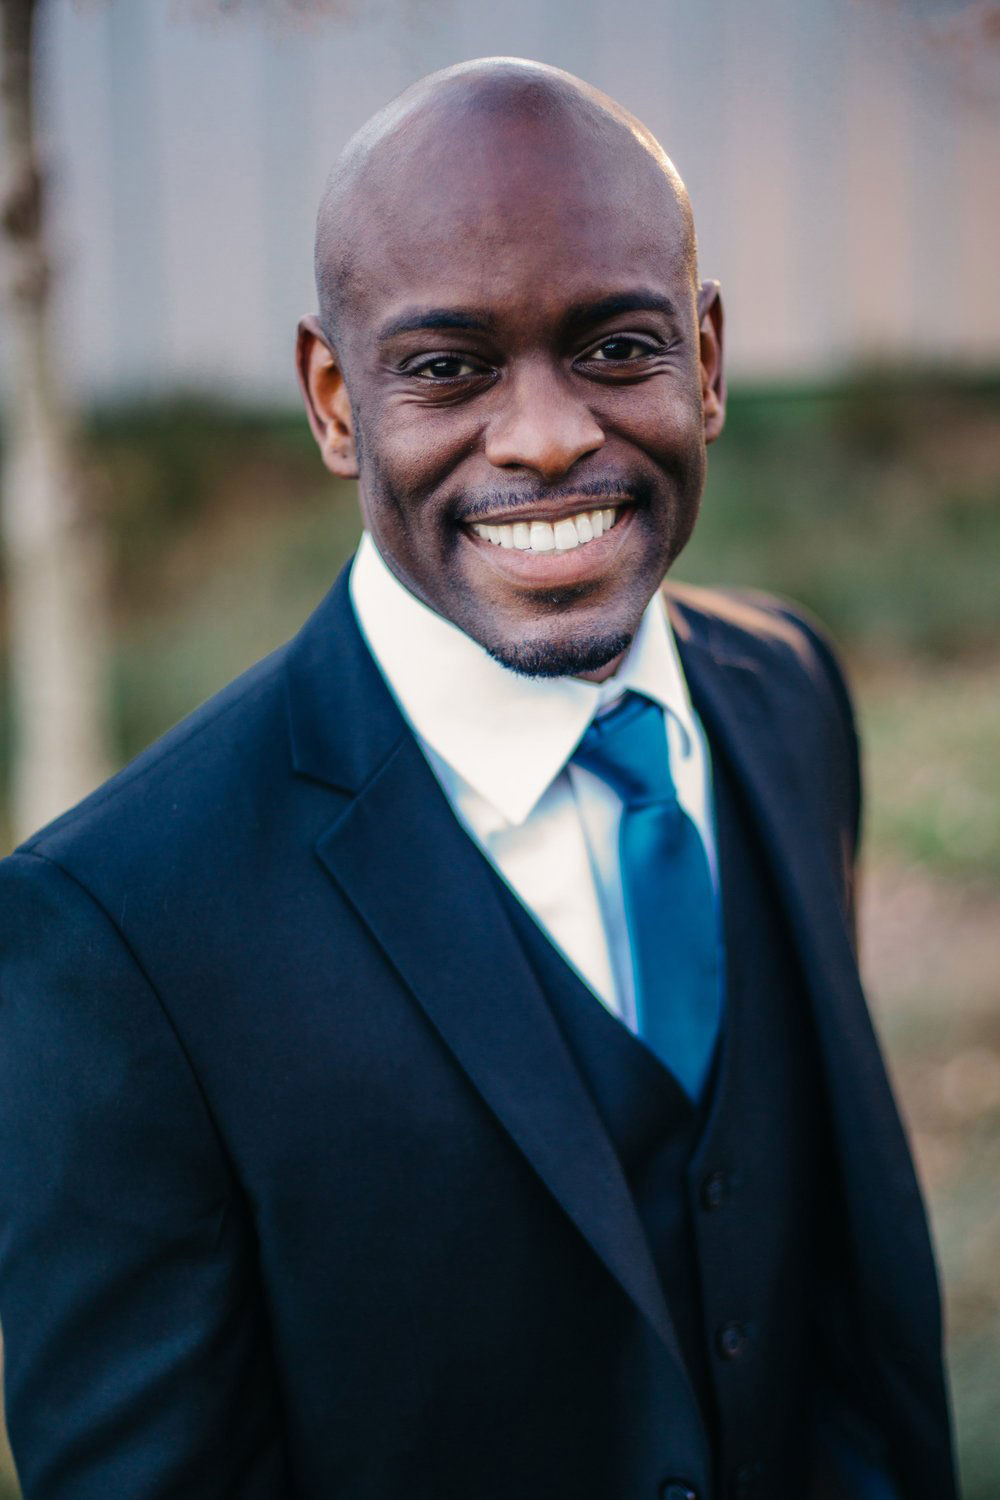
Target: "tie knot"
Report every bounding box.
[572,692,676,807]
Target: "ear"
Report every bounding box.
[295,315,359,478]
[696,281,726,445]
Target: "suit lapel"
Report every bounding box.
[672,613,874,1067]
[286,570,684,1366]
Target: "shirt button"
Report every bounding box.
[700,1170,727,1210]
[716,1321,749,1360]
[661,1484,698,1500]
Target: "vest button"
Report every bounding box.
[660,1484,698,1500]
[700,1170,727,1210]
[716,1321,749,1360]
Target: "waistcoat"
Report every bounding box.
[494,739,830,1499]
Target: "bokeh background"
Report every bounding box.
[1,0,998,1493]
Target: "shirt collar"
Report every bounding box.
[349,531,699,827]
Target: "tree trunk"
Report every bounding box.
[0,0,108,844]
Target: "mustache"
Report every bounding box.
[454,476,651,522]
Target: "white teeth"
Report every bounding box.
[529,520,555,551]
[473,507,619,552]
[553,518,579,551]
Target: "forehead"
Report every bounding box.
[336,107,694,339]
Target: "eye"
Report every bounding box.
[408,354,486,380]
[587,335,659,362]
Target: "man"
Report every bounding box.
[0,58,956,1500]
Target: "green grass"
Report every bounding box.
[110,487,361,766]
[3,370,996,786]
[677,376,1000,658]
[858,660,1000,885]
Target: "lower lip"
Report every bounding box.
[461,508,637,587]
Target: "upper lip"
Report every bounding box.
[459,495,634,527]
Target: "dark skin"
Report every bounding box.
[297,63,725,680]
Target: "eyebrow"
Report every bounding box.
[565,290,679,326]
[374,289,679,345]
[377,307,495,342]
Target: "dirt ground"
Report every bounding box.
[861,862,1000,1497]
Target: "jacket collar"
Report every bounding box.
[347,531,702,828]
[285,563,753,798]
[285,563,405,794]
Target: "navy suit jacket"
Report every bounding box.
[0,568,956,1498]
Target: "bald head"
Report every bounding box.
[314,58,696,346]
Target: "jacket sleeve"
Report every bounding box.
[778,601,863,856]
[785,603,864,950]
[0,851,291,1499]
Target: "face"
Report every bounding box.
[299,106,724,678]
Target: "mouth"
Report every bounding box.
[469,506,623,554]
[460,500,636,590]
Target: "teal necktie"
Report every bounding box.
[573,692,723,1100]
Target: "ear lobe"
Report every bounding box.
[295,315,359,478]
[696,281,726,445]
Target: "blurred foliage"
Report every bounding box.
[5,368,996,873]
[71,371,1000,666]
[0,369,997,1495]
[679,371,1000,659]
[861,659,1000,885]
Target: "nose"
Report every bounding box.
[484,360,605,480]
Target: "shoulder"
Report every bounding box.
[665,580,858,732]
[664,580,862,857]
[666,579,849,685]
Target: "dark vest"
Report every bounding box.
[493,740,830,1499]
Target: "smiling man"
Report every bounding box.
[0,59,956,1500]
[298,69,719,684]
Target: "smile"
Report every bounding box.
[470,507,621,553]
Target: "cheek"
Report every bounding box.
[355,418,467,587]
[363,400,474,505]
[604,373,702,461]
[646,382,705,456]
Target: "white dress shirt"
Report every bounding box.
[349,532,717,1033]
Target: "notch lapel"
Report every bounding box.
[672,616,879,1075]
[286,571,687,1369]
[317,736,687,1363]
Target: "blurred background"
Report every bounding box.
[0,0,997,1493]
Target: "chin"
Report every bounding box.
[483,628,634,679]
